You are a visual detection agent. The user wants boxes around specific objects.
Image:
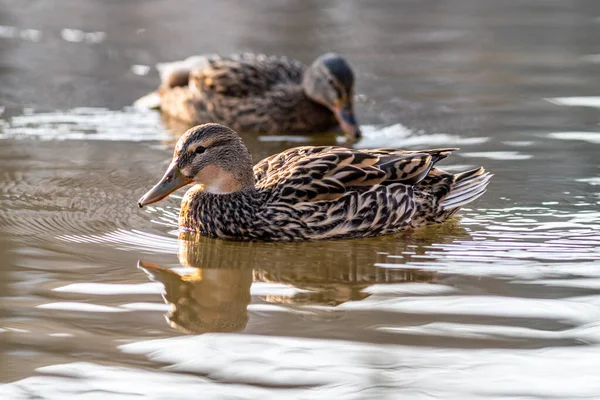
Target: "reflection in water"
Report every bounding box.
[140,259,252,334]
[139,224,465,334]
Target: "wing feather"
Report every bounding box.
[254,147,457,204]
[188,53,305,98]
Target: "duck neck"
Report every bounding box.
[195,165,255,195]
[179,185,262,238]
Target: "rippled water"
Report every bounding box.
[2,0,600,398]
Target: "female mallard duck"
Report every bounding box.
[135,52,361,140]
[138,124,491,241]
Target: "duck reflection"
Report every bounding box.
[139,260,251,334]
[139,220,469,334]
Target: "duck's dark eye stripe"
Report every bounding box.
[195,146,206,154]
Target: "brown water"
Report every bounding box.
[2,0,600,398]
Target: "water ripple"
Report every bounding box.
[59,228,179,253]
[546,96,600,108]
[547,131,600,144]
[357,123,489,149]
[0,107,167,141]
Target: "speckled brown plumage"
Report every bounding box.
[135,53,360,138]
[178,150,487,240]
[137,124,491,241]
[139,124,492,241]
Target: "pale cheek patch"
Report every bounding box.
[180,166,192,177]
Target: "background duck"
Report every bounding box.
[135,52,361,140]
[138,124,492,241]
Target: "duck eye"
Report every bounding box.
[194,146,206,154]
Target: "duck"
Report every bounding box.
[135,52,361,140]
[137,123,492,241]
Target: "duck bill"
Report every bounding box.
[138,161,191,208]
[333,101,361,140]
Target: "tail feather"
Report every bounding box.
[156,55,214,87]
[134,55,215,110]
[133,91,162,109]
[447,169,491,196]
[441,167,492,210]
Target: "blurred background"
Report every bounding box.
[1,0,600,398]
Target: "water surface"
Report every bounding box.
[1,0,600,398]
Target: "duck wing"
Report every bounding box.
[180,53,305,97]
[140,54,306,123]
[254,146,456,203]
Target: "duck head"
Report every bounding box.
[138,123,254,207]
[303,53,361,141]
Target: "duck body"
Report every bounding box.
[138,124,492,242]
[178,147,489,241]
[138,53,360,139]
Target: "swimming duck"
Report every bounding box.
[138,124,491,241]
[135,52,361,140]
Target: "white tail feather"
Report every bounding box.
[441,171,492,210]
[450,172,490,193]
[156,55,214,84]
[133,91,162,109]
